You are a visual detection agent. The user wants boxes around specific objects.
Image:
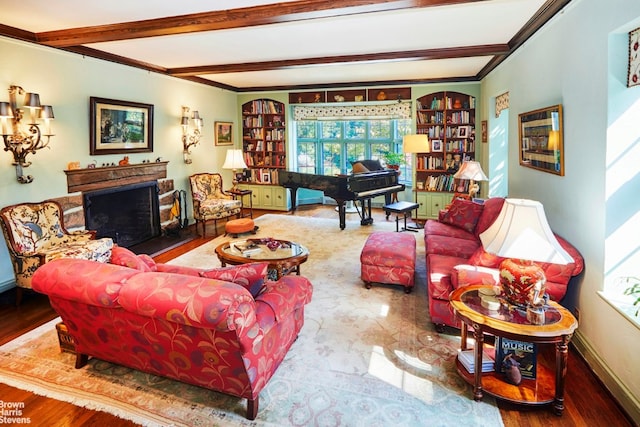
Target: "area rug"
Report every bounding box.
[0,214,503,427]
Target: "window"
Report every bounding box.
[293,119,411,181]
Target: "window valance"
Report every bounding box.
[293,101,412,121]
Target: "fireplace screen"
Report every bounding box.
[84,181,160,247]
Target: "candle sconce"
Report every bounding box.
[0,85,55,183]
[181,106,203,164]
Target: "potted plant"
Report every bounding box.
[623,277,640,316]
[381,151,406,169]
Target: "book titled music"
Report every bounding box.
[494,337,537,379]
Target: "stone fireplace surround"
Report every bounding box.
[52,162,180,243]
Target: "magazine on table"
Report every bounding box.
[494,337,537,379]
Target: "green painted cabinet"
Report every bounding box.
[415,191,449,220]
[238,184,290,211]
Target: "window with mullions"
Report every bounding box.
[294,119,411,181]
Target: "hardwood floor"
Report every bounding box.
[0,206,634,426]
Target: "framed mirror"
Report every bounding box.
[518,104,564,176]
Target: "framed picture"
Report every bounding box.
[431,139,443,152]
[518,104,564,176]
[456,126,470,138]
[481,120,488,142]
[90,97,153,155]
[628,27,640,87]
[215,121,233,146]
[261,172,271,184]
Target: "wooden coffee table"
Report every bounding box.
[215,238,309,280]
[449,284,578,416]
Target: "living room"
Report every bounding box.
[0,0,639,425]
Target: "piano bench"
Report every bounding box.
[383,201,420,232]
[360,231,416,294]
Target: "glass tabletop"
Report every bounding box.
[222,238,308,261]
[460,288,562,327]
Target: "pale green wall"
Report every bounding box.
[0,36,238,290]
[482,0,640,421]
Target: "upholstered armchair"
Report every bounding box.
[0,201,113,304]
[189,173,242,237]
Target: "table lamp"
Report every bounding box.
[222,149,248,191]
[479,198,574,308]
[453,160,488,199]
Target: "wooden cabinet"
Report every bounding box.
[238,183,290,211]
[241,99,286,184]
[416,192,449,220]
[413,91,476,219]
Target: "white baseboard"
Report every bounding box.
[0,279,15,294]
[572,330,640,425]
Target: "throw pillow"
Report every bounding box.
[440,198,484,233]
[110,246,153,272]
[468,246,504,268]
[200,262,269,298]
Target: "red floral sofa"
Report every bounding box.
[425,197,584,331]
[31,246,313,420]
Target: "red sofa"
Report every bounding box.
[425,197,584,331]
[31,247,313,420]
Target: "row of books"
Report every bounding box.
[244,153,286,168]
[457,338,537,380]
[417,96,476,111]
[243,141,285,152]
[422,174,456,192]
[244,168,281,184]
[416,156,445,171]
[448,111,473,124]
[446,141,475,152]
[243,100,284,115]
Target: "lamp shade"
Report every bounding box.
[222,149,248,170]
[39,105,54,119]
[547,130,560,151]
[479,198,573,264]
[453,161,488,181]
[403,134,430,153]
[0,102,13,118]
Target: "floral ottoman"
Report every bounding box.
[360,231,416,293]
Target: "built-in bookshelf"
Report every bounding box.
[414,91,476,218]
[242,99,286,184]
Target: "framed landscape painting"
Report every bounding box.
[90,97,154,155]
[215,121,233,146]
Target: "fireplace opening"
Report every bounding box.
[84,181,160,247]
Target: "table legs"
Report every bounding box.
[553,334,572,415]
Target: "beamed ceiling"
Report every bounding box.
[0,0,571,92]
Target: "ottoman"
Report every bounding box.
[360,231,416,293]
[225,218,257,237]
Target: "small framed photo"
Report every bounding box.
[431,139,443,152]
[456,126,470,138]
[90,97,154,155]
[215,121,233,146]
[481,120,488,142]
[262,172,271,184]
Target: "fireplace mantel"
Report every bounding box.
[64,162,168,193]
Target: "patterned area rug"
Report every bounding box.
[0,214,503,427]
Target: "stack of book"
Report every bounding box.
[457,349,495,374]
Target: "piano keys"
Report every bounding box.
[278,169,405,229]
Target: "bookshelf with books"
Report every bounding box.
[413,91,476,219]
[242,99,287,183]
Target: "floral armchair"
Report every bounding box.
[189,173,241,237]
[0,201,113,304]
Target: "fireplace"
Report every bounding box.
[84,181,160,247]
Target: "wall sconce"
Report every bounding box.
[1,85,55,183]
[181,106,203,164]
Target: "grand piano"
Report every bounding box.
[278,169,405,229]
